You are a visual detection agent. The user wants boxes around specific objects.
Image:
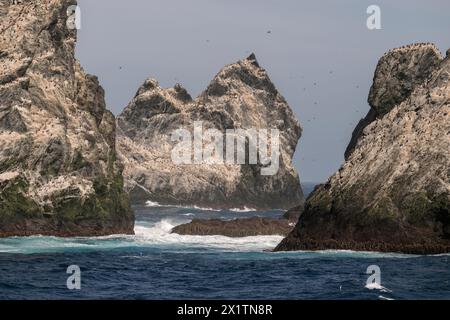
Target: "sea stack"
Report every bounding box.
[276,43,450,254]
[0,0,134,236]
[117,54,304,210]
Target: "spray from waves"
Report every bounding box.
[133,219,283,251]
[145,200,161,207]
[144,201,277,213]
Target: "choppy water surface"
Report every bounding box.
[0,200,448,300]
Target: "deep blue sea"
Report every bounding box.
[0,183,448,300]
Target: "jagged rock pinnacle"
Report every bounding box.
[276,43,450,255]
[117,55,304,210]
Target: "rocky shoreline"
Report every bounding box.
[275,239,450,255]
[171,197,304,238]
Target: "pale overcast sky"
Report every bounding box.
[76,0,450,182]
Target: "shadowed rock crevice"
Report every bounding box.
[171,203,304,238]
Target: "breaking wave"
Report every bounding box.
[0,219,283,254]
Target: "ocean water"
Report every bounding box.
[0,188,449,300]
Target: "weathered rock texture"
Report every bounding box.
[345,43,442,159]
[282,204,304,221]
[276,43,450,254]
[117,54,303,210]
[0,0,134,237]
[172,217,295,237]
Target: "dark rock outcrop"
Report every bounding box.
[172,217,295,237]
[0,0,134,237]
[276,43,450,254]
[117,54,303,210]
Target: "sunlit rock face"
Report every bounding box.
[0,0,134,237]
[117,54,304,210]
[345,43,442,159]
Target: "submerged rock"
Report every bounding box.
[276,43,450,254]
[117,54,304,210]
[0,0,134,237]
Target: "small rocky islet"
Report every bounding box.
[171,204,304,238]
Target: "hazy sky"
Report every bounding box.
[75,0,450,183]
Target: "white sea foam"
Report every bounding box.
[133,219,283,252]
[365,282,392,293]
[229,207,257,213]
[145,200,164,207]
[190,205,221,212]
[145,200,221,212]
[144,201,278,213]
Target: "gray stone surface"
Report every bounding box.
[117,54,304,210]
[0,0,134,237]
[345,43,442,159]
[276,44,450,254]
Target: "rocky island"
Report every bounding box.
[117,54,304,210]
[0,0,134,237]
[276,43,450,254]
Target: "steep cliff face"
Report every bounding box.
[276,44,450,254]
[117,54,303,210]
[345,44,442,159]
[0,0,134,236]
